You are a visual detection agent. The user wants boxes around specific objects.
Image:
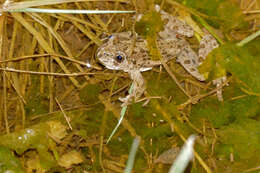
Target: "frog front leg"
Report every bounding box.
[119,70,146,106]
[176,39,206,81]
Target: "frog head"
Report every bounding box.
[96,33,133,72]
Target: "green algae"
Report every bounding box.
[230,95,260,119]
[71,104,106,135]
[25,76,49,117]
[0,123,56,170]
[79,83,102,104]
[0,123,49,154]
[0,146,26,173]
[216,1,248,30]
[216,119,260,167]
[217,43,260,94]
[126,70,193,156]
[190,92,260,128]
[30,107,112,172]
[199,41,260,94]
[135,10,163,37]
[185,0,248,31]
[25,93,49,117]
[135,10,164,61]
[189,80,260,171]
[190,97,231,128]
[145,71,187,103]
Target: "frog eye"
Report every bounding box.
[115,55,123,62]
[114,52,126,63]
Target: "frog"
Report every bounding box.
[96,6,221,106]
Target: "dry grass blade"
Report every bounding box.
[11,12,81,87]
[27,12,91,81]
[1,0,129,11]
[57,13,104,31]
[72,20,103,46]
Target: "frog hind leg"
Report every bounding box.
[158,8,194,39]
[176,43,206,81]
[199,34,227,101]
[198,34,219,63]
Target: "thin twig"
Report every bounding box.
[0,67,121,77]
[162,61,192,98]
[55,98,73,130]
[3,72,10,134]
[178,77,231,110]
[0,53,101,70]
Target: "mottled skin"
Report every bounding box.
[96,8,220,105]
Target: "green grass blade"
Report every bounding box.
[168,135,196,173]
[106,83,134,144]
[124,137,141,173]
